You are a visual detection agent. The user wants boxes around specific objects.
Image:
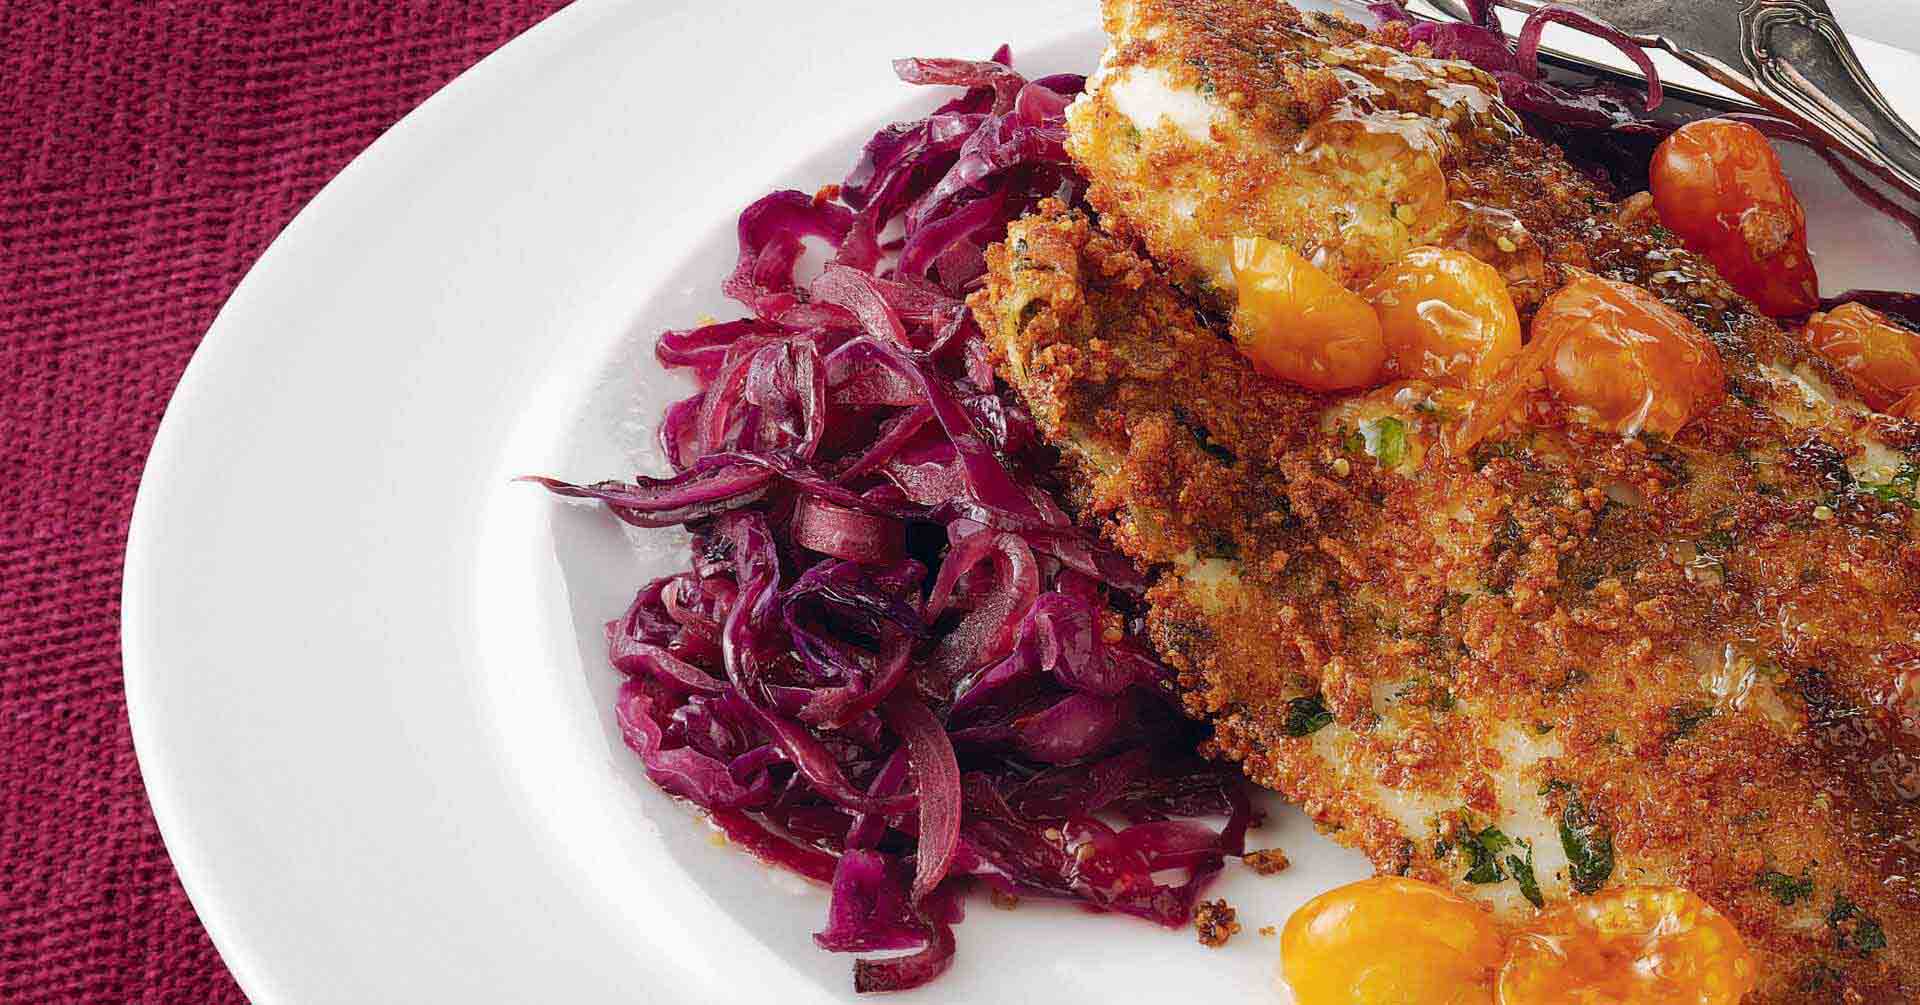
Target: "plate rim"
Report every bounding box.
[121,1,657,997]
[118,1,1920,1000]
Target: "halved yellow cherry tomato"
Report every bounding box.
[1365,246,1522,388]
[1803,302,1920,411]
[1281,876,1504,1005]
[1651,118,1818,316]
[1496,886,1757,1005]
[1533,275,1726,436]
[1230,236,1388,391]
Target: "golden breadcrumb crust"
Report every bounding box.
[974,202,1920,1003]
[975,2,1920,999]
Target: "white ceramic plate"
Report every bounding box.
[122,2,1920,1002]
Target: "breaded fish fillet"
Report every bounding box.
[967,4,1920,1001]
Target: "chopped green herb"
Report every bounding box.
[1342,426,1365,456]
[1827,894,1887,956]
[1283,695,1333,737]
[1175,407,1237,466]
[1855,918,1888,954]
[1700,527,1737,551]
[1828,893,1858,925]
[1558,790,1615,894]
[1459,826,1512,884]
[1359,416,1409,469]
[1645,445,1691,483]
[1199,534,1240,562]
[1451,824,1542,906]
[1183,57,1218,96]
[1757,868,1815,907]
[1507,843,1545,909]
[1493,514,1524,555]
[1856,462,1919,508]
[1471,439,1523,466]
[1799,962,1844,992]
[1667,704,1715,741]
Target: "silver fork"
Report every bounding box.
[1472,0,1920,198]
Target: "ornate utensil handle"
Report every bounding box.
[1472,0,1920,198]
[1739,0,1920,194]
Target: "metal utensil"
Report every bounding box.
[1489,0,1920,197]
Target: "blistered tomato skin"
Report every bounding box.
[1365,246,1522,388]
[1803,302,1920,411]
[1533,275,1727,437]
[1280,876,1504,1005]
[1496,887,1757,1005]
[1650,118,1818,317]
[1231,236,1388,392]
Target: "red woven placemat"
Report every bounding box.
[1,4,570,1000]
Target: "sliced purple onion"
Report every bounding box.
[892,56,1025,115]
[881,694,963,901]
[815,850,927,952]
[1513,6,1663,111]
[792,496,906,563]
[517,460,772,528]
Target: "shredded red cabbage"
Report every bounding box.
[531,49,1252,993]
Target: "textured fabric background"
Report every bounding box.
[1,4,570,1001]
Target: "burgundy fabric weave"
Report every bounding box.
[1,4,571,1001]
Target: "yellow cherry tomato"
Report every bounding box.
[1365,246,1522,388]
[1803,302,1920,411]
[1533,275,1726,436]
[1497,886,1757,1005]
[1281,876,1504,1005]
[1231,236,1388,392]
